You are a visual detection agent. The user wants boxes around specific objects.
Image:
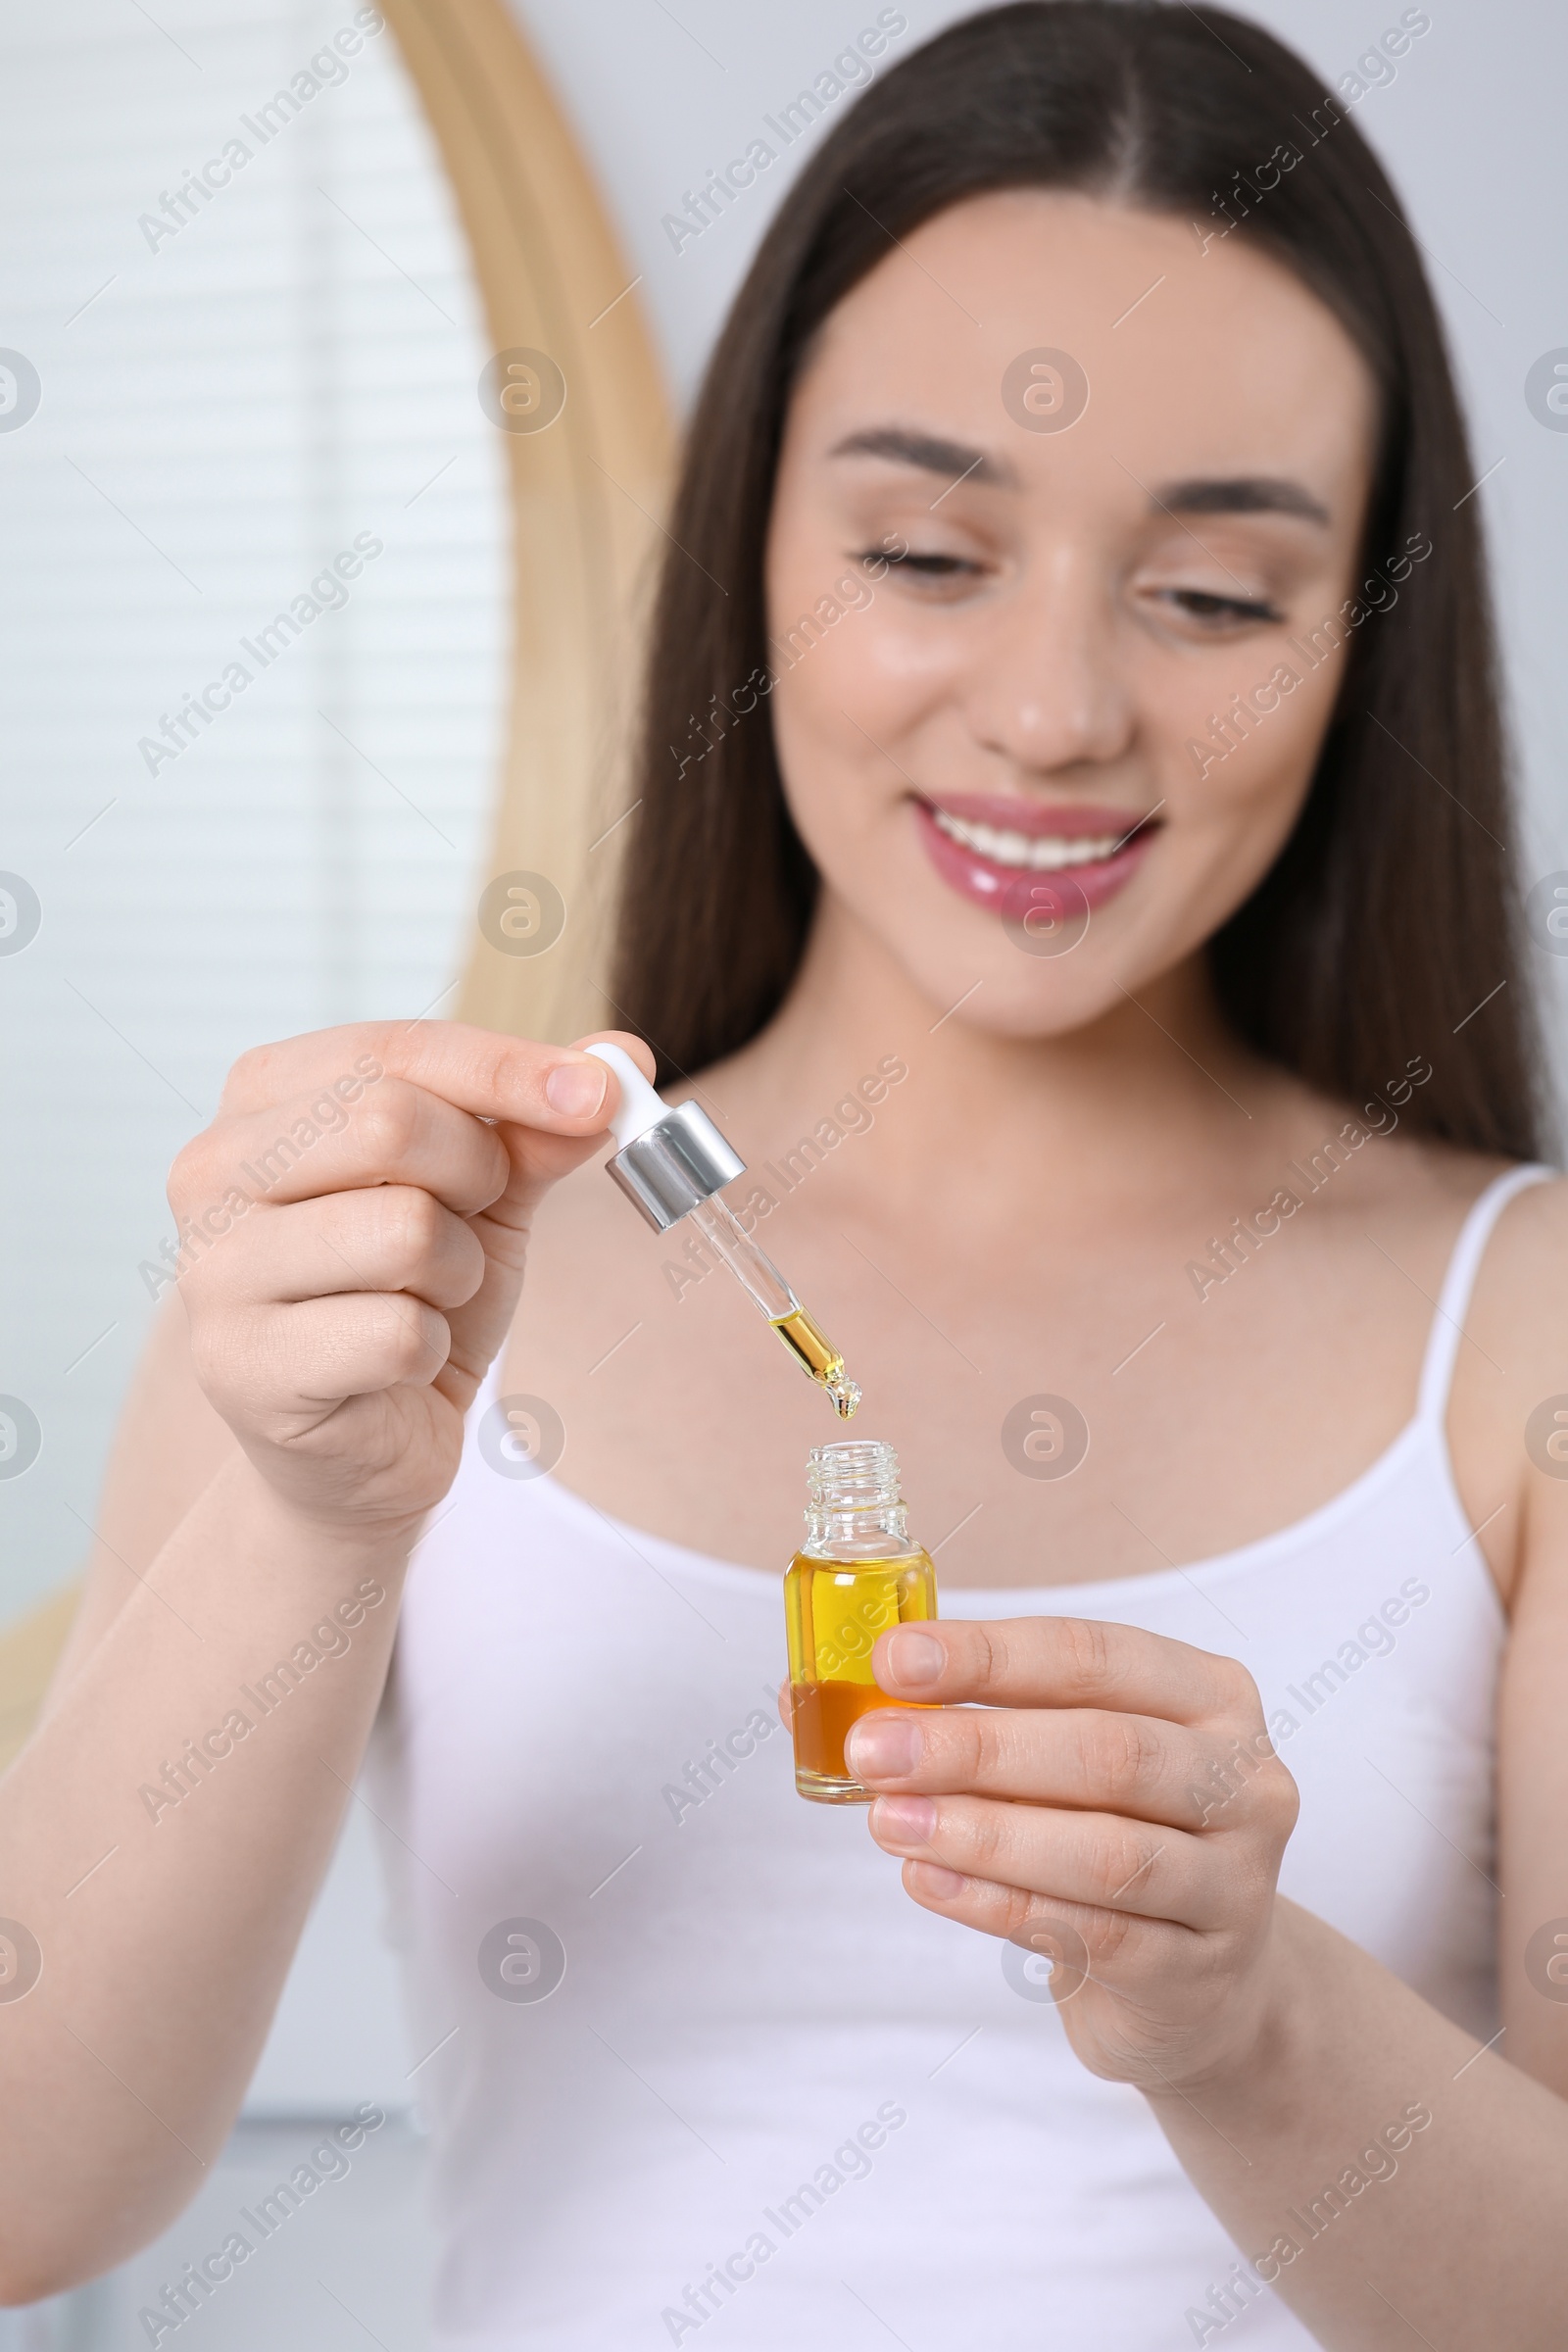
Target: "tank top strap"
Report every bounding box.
[1416,1162,1556,1424]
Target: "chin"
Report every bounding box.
[868,917,1140,1046]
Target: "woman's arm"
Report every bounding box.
[0,1019,634,2303]
[38,1288,243,1708]
[1147,1897,1567,2346]
[0,1461,414,2302]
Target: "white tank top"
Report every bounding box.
[368,1163,1549,2351]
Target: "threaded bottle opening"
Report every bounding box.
[807,1438,901,1507]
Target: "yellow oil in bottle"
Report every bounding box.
[769,1305,861,1419]
[785,1548,937,1801]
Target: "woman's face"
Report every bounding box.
[763,189,1382,1033]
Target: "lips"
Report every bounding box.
[913,795,1159,923]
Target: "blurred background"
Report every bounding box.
[1,0,1565,2342]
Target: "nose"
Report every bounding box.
[963,538,1134,777]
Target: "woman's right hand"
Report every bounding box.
[167,1019,644,1540]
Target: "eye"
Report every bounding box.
[1159,587,1284,628]
[857,547,983,580]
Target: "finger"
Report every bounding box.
[450,1029,665,1262]
[845,1702,1265,1835]
[176,1077,513,1218]
[864,1792,1226,1929]
[209,1292,454,1416]
[193,1188,487,1314]
[896,1866,1193,1981]
[473,1028,666,1230]
[218,1020,654,1136]
[411,1049,653,1403]
[869,1616,1259,1731]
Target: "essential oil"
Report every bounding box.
[585,1041,861,1421]
[768,1303,861,1419]
[785,1439,937,1802]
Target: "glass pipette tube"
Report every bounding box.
[583,1040,862,1419]
[686,1196,861,1419]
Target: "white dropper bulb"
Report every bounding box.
[583,1040,667,1149]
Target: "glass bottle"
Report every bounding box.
[784,1439,938,1803]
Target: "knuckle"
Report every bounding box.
[949,1708,992,1783]
[220,1039,274,1108]
[469,1134,513,1214]
[372,1184,444,1268]
[1259,1757,1300,1839]
[1216,1652,1261,1713]
[1082,1712,1158,1804]
[378,1322,426,1379]
[354,1082,421,1165]
[1056,1614,1115,1696]
[470,1031,522,1110]
[1086,1903,1139,1967]
[955,1620,1000,1692]
[167,1131,217,1215]
[368,1295,441,1373]
[962,1801,1011,1880]
[996,1885,1040,1940]
[1088,1825,1152,1907]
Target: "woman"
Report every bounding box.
[4,3,1565,2345]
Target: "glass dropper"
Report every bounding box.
[685,1194,860,1417]
[584,1042,860,1419]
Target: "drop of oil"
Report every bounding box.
[770,1305,861,1418]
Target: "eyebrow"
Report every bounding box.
[1153,475,1332,527]
[830,427,1331,529]
[829,426,1019,491]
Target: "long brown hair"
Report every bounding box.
[612,0,1544,1157]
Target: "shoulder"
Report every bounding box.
[1262,1064,1519,1290]
[1464,1161,1568,1396]
[1253,1077,1561,1595]
[1443,1157,1568,1609]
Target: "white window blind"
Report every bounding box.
[0,0,509,1615]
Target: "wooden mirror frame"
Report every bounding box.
[383,0,672,1045]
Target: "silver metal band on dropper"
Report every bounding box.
[605,1099,746,1233]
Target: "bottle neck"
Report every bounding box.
[801,1439,911,1560]
[802,1497,912,1561]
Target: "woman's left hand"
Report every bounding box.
[848,1615,1300,2093]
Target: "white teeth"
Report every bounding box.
[929,807,1129,870]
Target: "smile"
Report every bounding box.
[926,808,1129,871]
[912,795,1160,922]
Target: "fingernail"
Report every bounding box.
[870,1793,937,1848]
[545,1058,608,1118]
[847,1713,921,1779]
[885,1627,945,1687]
[912,1862,966,1898]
